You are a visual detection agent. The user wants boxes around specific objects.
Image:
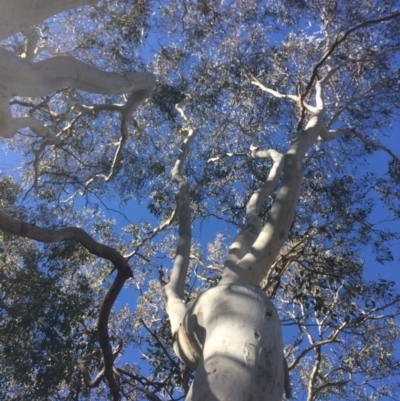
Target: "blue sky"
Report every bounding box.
[1,2,400,399]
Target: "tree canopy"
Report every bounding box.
[1,0,400,400]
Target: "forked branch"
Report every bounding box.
[0,47,156,140]
[223,147,284,273]
[83,87,156,189]
[302,11,400,102]
[247,70,299,103]
[224,77,331,284]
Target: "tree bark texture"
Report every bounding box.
[178,283,285,401]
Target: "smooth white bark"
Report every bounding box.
[0,45,155,141]
[220,67,334,286]
[223,149,284,273]
[0,2,155,399]
[0,1,156,143]
[175,72,333,400]
[171,79,333,400]
[0,48,155,98]
[164,98,195,338]
[180,283,285,401]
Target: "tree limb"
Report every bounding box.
[247,70,298,102]
[84,88,155,188]
[222,98,329,284]
[124,207,178,260]
[352,130,400,164]
[307,346,322,401]
[301,12,400,102]
[0,0,98,40]
[164,96,196,337]
[0,95,61,143]
[223,147,284,273]
[297,12,400,130]
[319,126,400,163]
[0,210,131,400]
[80,350,104,388]
[0,47,156,140]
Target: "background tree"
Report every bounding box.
[1,0,400,400]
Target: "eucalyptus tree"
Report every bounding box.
[1,1,400,401]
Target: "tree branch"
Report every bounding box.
[297,12,400,130]
[83,88,155,188]
[140,319,180,369]
[223,147,284,274]
[125,207,178,260]
[307,346,322,401]
[288,322,347,370]
[0,0,98,40]
[313,380,350,399]
[352,130,400,164]
[164,96,196,337]
[301,12,400,102]
[328,75,396,128]
[207,152,247,163]
[0,95,61,143]
[319,126,400,164]
[247,70,298,102]
[221,103,328,284]
[0,210,131,400]
[0,47,155,140]
[80,350,104,388]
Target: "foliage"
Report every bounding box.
[1,0,400,400]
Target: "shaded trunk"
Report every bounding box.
[177,283,285,401]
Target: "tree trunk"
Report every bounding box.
[179,283,285,401]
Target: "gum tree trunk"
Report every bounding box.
[165,74,335,401]
[183,283,284,401]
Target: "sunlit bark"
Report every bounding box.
[164,96,196,350]
[0,1,156,400]
[0,47,155,141]
[2,1,400,400]
[168,53,336,399]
